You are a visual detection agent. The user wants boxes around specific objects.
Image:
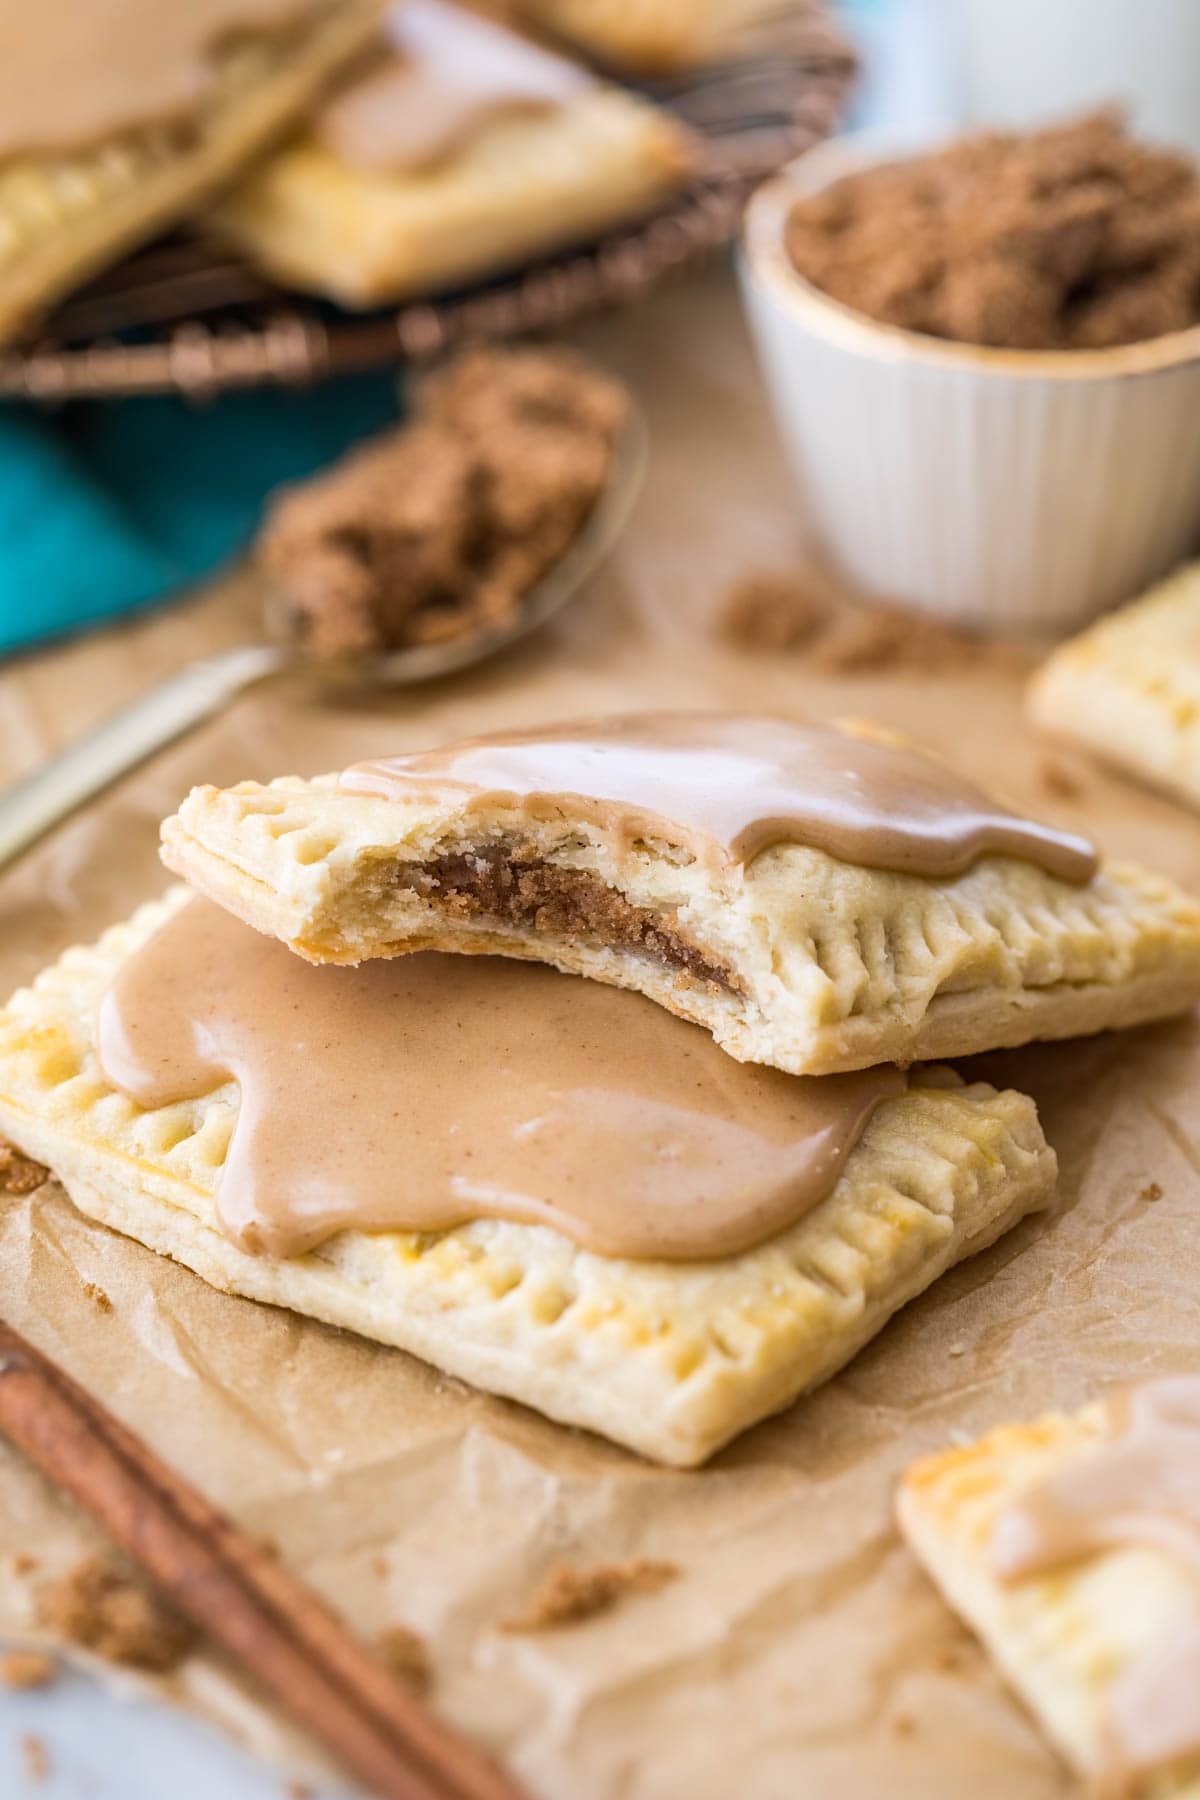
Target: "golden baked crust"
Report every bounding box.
[161,770,1200,1076]
[0,890,1054,1466]
[514,0,797,71]
[0,1,383,345]
[209,80,693,307]
[1030,561,1200,812]
[897,1405,1200,1796]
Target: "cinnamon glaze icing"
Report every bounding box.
[316,0,590,174]
[96,899,906,1262]
[992,1377,1200,1793]
[0,0,319,160]
[341,714,1098,882]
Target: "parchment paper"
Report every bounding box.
[3,269,1200,1800]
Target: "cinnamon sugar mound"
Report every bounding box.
[0,1650,56,1691]
[260,346,628,659]
[500,1558,678,1633]
[786,110,1200,351]
[36,1555,195,1673]
[717,567,1028,673]
[375,1623,432,1693]
[0,1140,48,1196]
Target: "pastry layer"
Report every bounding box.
[210,81,693,306]
[515,0,798,71]
[1030,561,1200,812]
[898,1407,1200,1797]
[161,771,1200,1076]
[0,891,1055,1467]
[0,0,382,345]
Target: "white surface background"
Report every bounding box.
[0,1663,356,1797]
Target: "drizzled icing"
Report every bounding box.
[316,0,590,173]
[342,714,1098,881]
[992,1377,1200,1794]
[96,898,906,1262]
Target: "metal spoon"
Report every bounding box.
[0,409,647,872]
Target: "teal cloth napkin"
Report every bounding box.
[0,373,401,659]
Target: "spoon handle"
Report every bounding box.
[0,642,291,872]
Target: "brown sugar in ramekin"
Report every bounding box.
[785,110,1200,352]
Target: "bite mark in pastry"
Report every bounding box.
[0,0,384,345]
[0,890,1055,1466]
[897,1378,1200,1797]
[209,0,695,308]
[1030,561,1200,813]
[160,713,1200,1077]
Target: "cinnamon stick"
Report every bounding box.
[0,1319,524,1800]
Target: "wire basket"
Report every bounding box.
[0,5,854,402]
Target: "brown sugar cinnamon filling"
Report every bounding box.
[393,847,740,992]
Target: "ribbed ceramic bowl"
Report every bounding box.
[739,129,1200,635]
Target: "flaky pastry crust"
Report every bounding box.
[516,0,802,71]
[161,771,1200,1076]
[898,1405,1200,1796]
[1030,561,1200,813]
[210,82,693,306]
[0,0,383,345]
[0,891,1055,1466]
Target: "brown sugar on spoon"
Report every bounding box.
[258,345,628,659]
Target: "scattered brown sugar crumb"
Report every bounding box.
[0,1650,56,1691]
[375,1624,432,1694]
[36,1555,195,1673]
[716,569,827,651]
[10,1553,39,1577]
[786,109,1200,351]
[810,601,999,675]
[20,1735,50,1785]
[1039,758,1085,801]
[499,1559,678,1633]
[717,565,1029,673]
[81,1281,112,1313]
[260,345,628,660]
[1139,1181,1164,1204]
[0,1141,48,1196]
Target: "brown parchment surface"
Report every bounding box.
[2,269,1200,1800]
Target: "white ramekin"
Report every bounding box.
[738,129,1200,635]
